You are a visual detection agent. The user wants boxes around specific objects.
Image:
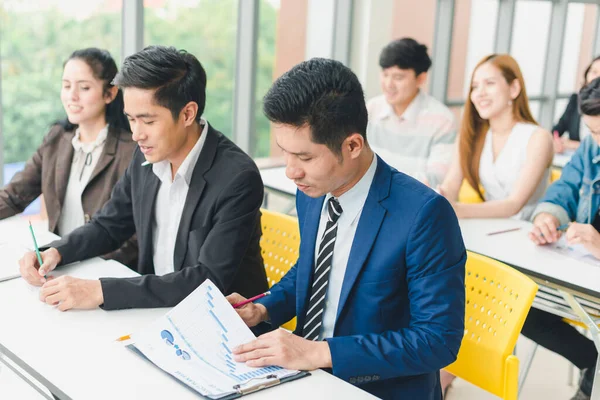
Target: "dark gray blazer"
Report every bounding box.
[49,123,268,310]
[553,93,581,141]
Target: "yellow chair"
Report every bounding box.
[259,209,299,331]
[550,167,562,183]
[444,251,538,400]
[458,180,484,204]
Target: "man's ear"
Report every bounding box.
[416,72,428,88]
[181,101,199,126]
[345,133,366,159]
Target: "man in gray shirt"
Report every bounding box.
[367,38,456,188]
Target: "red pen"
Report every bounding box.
[486,227,521,236]
[233,291,271,308]
[553,130,560,140]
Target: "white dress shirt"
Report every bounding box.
[57,125,108,236]
[316,154,378,339]
[151,119,208,276]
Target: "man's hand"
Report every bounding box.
[565,223,600,259]
[39,276,104,311]
[529,213,561,244]
[232,329,332,370]
[19,248,62,286]
[553,131,565,154]
[226,293,269,327]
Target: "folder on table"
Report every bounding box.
[0,243,30,283]
[125,279,309,399]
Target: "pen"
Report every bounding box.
[557,223,570,232]
[539,223,570,238]
[233,291,271,309]
[486,227,521,236]
[28,221,44,277]
[115,334,131,342]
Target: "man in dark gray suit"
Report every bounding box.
[18,46,268,311]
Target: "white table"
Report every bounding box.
[553,149,575,169]
[460,218,600,399]
[0,223,374,400]
[259,167,296,197]
[259,167,297,214]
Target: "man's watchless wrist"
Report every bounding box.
[50,247,63,264]
[256,303,269,323]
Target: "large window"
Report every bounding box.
[559,3,586,96]
[144,0,237,139]
[0,0,121,215]
[254,0,279,158]
[462,0,498,96]
[0,0,122,166]
[510,1,552,96]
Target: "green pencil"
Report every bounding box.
[28,221,44,275]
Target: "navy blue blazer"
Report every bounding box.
[259,156,466,400]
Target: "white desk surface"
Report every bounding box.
[0,232,374,399]
[552,150,574,169]
[459,218,600,299]
[260,167,296,197]
[0,216,58,248]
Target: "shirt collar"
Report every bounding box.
[323,154,378,224]
[150,118,209,185]
[72,124,109,152]
[376,90,424,122]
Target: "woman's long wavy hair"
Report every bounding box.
[460,54,537,201]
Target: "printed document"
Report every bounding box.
[129,279,301,399]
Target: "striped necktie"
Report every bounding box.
[303,197,343,341]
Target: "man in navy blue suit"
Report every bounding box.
[227,58,466,400]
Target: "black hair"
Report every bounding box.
[262,58,368,156]
[113,45,207,123]
[580,77,600,116]
[56,47,130,134]
[584,55,600,85]
[379,37,432,75]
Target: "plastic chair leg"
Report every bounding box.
[518,343,538,393]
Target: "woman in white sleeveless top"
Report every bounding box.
[439,54,553,221]
[437,54,553,396]
[479,122,550,219]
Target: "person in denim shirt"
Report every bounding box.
[525,77,600,400]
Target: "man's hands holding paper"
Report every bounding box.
[226,292,332,371]
[232,329,332,371]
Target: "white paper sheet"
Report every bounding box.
[129,279,300,399]
[0,243,31,282]
[550,236,600,266]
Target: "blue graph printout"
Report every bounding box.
[129,279,300,399]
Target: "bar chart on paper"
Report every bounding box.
[129,280,300,399]
[166,282,285,382]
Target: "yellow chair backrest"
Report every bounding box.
[445,251,538,400]
[550,168,562,183]
[458,180,484,204]
[259,209,299,331]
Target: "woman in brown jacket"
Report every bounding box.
[0,48,137,267]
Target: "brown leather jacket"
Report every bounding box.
[0,124,138,268]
